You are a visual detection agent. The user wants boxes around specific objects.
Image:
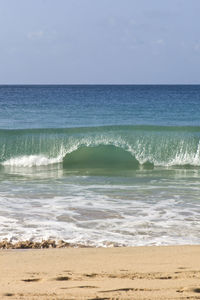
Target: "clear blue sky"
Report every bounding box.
[0,0,200,84]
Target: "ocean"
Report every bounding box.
[0,85,200,246]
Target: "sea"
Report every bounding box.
[0,84,200,247]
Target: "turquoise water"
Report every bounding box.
[0,85,200,246]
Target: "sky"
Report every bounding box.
[0,0,200,84]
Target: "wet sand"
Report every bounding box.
[0,245,200,299]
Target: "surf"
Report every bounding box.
[1,125,200,171]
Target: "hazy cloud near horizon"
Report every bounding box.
[0,0,200,84]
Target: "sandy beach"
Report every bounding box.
[0,245,200,299]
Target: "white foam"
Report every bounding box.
[2,154,63,167]
[0,176,200,247]
[166,141,200,166]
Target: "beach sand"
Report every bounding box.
[0,245,200,299]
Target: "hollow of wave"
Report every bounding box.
[63,145,140,170]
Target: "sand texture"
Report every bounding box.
[0,245,200,299]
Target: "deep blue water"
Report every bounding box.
[0,85,200,128]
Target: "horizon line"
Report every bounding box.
[0,83,200,86]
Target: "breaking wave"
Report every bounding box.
[1,125,200,171]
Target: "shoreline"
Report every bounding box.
[0,239,91,249]
[0,245,200,299]
[1,239,200,249]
